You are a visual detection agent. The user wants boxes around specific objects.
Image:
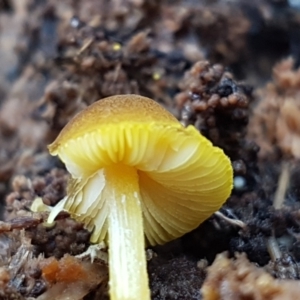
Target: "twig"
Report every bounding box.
[273,162,290,210]
[76,242,108,263]
[77,38,94,55]
[214,211,246,229]
[267,235,282,261]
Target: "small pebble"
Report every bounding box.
[234,176,246,190]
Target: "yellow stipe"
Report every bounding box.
[104,164,150,300]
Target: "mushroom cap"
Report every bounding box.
[49,95,178,154]
[49,94,233,245]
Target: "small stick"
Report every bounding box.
[77,38,94,55]
[273,162,290,210]
[76,242,108,263]
[267,235,281,261]
[268,162,291,262]
[214,211,246,229]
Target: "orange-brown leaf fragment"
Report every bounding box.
[38,254,108,300]
[41,257,59,284]
[41,255,86,284]
[56,255,86,283]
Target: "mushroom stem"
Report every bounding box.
[105,164,150,300]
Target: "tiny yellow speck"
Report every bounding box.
[152,72,161,80]
[112,43,122,51]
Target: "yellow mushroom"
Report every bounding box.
[46,94,233,300]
